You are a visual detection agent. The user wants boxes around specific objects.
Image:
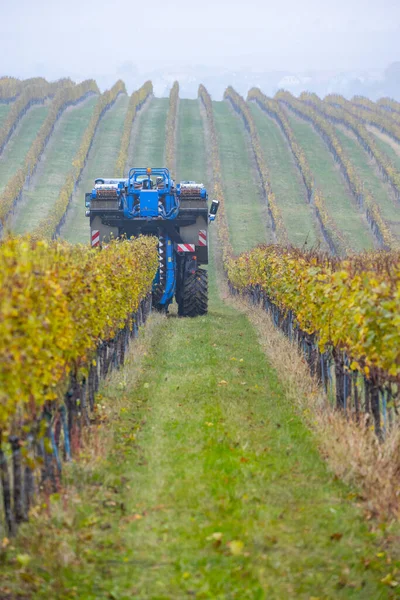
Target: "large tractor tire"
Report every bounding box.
[179,268,208,317]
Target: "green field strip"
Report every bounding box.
[13,96,99,234]
[284,109,375,252]
[334,125,400,240]
[0,104,49,193]
[249,103,319,249]
[0,103,11,129]
[213,101,273,253]
[176,99,208,185]
[127,97,169,169]
[61,94,130,244]
[367,126,400,171]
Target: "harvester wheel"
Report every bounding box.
[179,268,208,317]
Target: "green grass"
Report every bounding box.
[0,104,49,193]
[369,127,400,171]
[177,99,208,184]
[250,103,320,249]
[213,101,273,253]
[126,97,169,169]
[0,103,11,129]
[2,254,398,599]
[285,109,375,252]
[61,94,130,244]
[334,125,400,242]
[12,96,98,234]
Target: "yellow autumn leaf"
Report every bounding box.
[228,540,244,556]
[16,554,31,568]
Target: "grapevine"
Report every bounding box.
[31,80,126,238]
[0,235,158,434]
[277,91,394,249]
[326,93,400,145]
[165,81,179,179]
[0,79,99,227]
[115,81,153,177]
[301,92,400,203]
[224,86,288,244]
[247,88,348,255]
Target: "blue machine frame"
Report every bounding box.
[87,167,218,312]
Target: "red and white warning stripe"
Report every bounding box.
[177,243,195,252]
[91,230,100,247]
[198,230,207,246]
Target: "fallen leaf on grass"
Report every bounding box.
[125,514,143,522]
[227,540,244,556]
[16,554,31,568]
[207,532,223,541]
[381,573,399,587]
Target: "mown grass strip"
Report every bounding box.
[0,104,11,129]
[213,100,273,253]
[11,97,98,234]
[177,99,208,184]
[61,94,129,244]
[0,105,49,193]
[368,126,400,171]
[284,109,375,252]
[249,103,319,248]
[127,97,169,167]
[165,82,179,179]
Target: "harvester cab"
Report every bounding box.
[85,167,219,316]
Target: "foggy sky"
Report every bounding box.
[0,0,399,83]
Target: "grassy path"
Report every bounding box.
[61,94,129,244]
[284,108,375,252]
[0,104,49,193]
[12,96,98,234]
[213,101,273,253]
[177,99,208,184]
[249,103,319,249]
[334,125,400,241]
[367,125,400,171]
[3,254,397,598]
[0,103,11,129]
[127,97,169,169]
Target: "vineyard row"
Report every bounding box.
[0,235,158,532]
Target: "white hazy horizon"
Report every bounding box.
[0,0,399,84]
